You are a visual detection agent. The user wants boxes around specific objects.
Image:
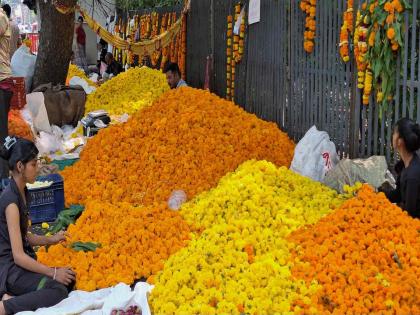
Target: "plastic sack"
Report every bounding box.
[323,156,396,193]
[16,282,154,315]
[168,190,187,210]
[11,45,37,93]
[26,92,51,133]
[69,76,96,95]
[290,126,339,182]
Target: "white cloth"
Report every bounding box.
[16,282,154,315]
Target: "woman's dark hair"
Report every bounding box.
[0,136,39,171]
[395,118,420,153]
[78,16,84,23]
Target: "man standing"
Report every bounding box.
[1,4,19,59]
[0,6,12,181]
[164,63,187,89]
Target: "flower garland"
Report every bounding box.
[226,3,247,101]
[160,13,171,70]
[300,0,316,54]
[151,13,163,67]
[339,0,354,62]
[178,14,187,79]
[354,0,409,106]
[226,14,233,100]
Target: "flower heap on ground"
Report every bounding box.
[149,160,350,315]
[66,64,97,87]
[62,88,295,206]
[8,110,33,141]
[84,66,169,115]
[37,201,190,291]
[289,185,420,315]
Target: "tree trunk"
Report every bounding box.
[32,0,77,89]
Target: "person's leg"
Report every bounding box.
[0,89,13,179]
[3,271,68,314]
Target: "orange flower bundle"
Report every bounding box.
[289,185,420,315]
[8,110,34,141]
[62,87,295,207]
[151,13,161,67]
[300,0,317,53]
[169,12,178,63]
[37,201,191,291]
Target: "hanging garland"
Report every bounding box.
[353,0,409,107]
[299,0,316,54]
[339,0,354,62]
[226,14,233,100]
[226,3,247,101]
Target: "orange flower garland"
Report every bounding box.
[339,0,353,62]
[62,88,295,207]
[37,201,191,291]
[8,110,34,141]
[226,14,233,100]
[300,0,317,53]
[289,185,420,315]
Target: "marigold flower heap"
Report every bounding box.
[289,185,420,315]
[62,88,295,206]
[150,160,348,315]
[37,201,190,291]
[8,110,33,141]
[84,67,169,115]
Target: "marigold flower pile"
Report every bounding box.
[149,160,349,315]
[8,110,33,141]
[66,64,97,87]
[289,185,420,315]
[62,88,295,206]
[37,201,190,291]
[84,67,169,115]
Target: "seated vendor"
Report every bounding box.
[164,62,187,89]
[104,52,123,78]
[0,136,75,314]
[384,118,420,218]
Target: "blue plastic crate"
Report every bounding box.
[28,174,65,224]
[0,174,65,224]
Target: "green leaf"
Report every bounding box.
[394,23,403,46]
[372,59,383,80]
[70,242,102,252]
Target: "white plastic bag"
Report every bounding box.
[26,92,51,133]
[168,190,187,210]
[290,126,339,182]
[11,45,37,93]
[69,76,96,95]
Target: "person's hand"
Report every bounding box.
[54,267,76,286]
[48,231,68,245]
